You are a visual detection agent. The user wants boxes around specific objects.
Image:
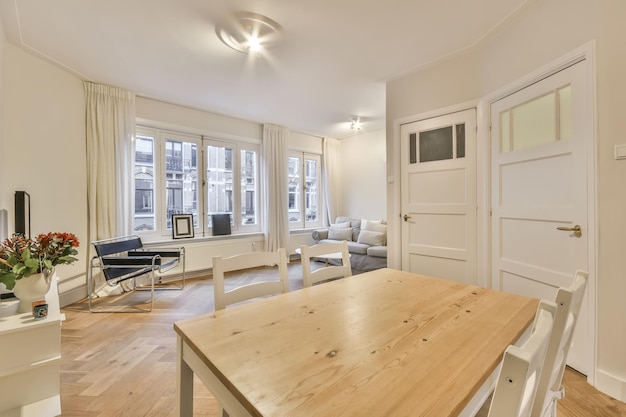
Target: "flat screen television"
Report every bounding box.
[211,214,232,236]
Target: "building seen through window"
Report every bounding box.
[133,127,262,237]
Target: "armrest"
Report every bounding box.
[102,255,162,266]
[312,229,329,242]
[128,250,181,258]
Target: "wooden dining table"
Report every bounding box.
[174,268,538,417]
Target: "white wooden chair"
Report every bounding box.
[212,248,290,311]
[488,300,557,417]
[531,270,589,417]
[299,241,352,287]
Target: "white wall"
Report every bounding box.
[137,97,262,141]
[386,0,626,401]
[0,18,6,219]
[340,129,387,221]
[2,44,87,300]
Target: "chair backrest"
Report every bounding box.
[92,235,146,282]
[93,235,143,257]
[212,248,290,310]
[531,270,589,417]
[488,300,556,417]
[299,241,352,287]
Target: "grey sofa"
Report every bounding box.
[311,216,387,272]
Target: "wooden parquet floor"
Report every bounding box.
[60,263,626,416]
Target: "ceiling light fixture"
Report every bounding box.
[216,12,282,54]
[351,119,362,130]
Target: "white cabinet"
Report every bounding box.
[0,276,63,417]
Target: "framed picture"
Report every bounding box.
[211,214,232,236]
[172,214,194,239]
[15,191,31,238]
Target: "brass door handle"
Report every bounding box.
[403,214,411,222]
[556,225,582,238]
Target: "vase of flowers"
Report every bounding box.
[0,232,80,313]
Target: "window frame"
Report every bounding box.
[288,151,323,230]
[133,126,261,241]
[158,130,202,235]
[203,137,261,235]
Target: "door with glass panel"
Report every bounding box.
[400,109,477,284]
[490,60,592,374]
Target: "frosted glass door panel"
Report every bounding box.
[559,86,572,139]
[500,85,572,153]
[501,93,555,152]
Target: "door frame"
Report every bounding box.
[480,41,597,384]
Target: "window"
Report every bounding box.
[409,123,466,164]
[133,127,260,239]
[133,135,156,231]
[204,141,259,229]
[289,152,322,229]
[499,85,571,153]
[241,149,258,225]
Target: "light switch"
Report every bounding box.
[614,144,626,159]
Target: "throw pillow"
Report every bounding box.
[362,219,387,234]
[331,221,351,228]
[328,226,353,241]
[357,229,386,246]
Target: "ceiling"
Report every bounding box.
[0,0,529,139]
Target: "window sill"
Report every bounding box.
[141,232,265,246]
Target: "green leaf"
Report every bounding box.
[24,258,39,269]
[0,271,17,290]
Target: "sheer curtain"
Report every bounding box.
[261,124,290,252]
[84,82,136,242]
[322,137,341,224]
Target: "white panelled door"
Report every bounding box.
[400,109,477,284]
[490,60,592,374]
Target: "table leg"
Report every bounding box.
[177,336,194,417]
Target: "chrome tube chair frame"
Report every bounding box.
[88,235,185,313]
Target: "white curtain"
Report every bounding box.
[261,124,290,252]
[84,82,136,242]
[322,137,341,224]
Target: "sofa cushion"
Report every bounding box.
[320,239,369,255]
[335,216,361,229]
[331,221,351,229]
[328,226,352,241]
[367,245,388,258]
[335,217,361,241]
[362,219,387,234]
[346,241,369,255]
[357,229,386,246]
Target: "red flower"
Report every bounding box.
[0,232,80,289]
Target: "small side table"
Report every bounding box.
[0,275,64,417]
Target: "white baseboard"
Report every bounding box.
[59,285,87,308]
[595,368,626,402]
[58,269,213,308]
